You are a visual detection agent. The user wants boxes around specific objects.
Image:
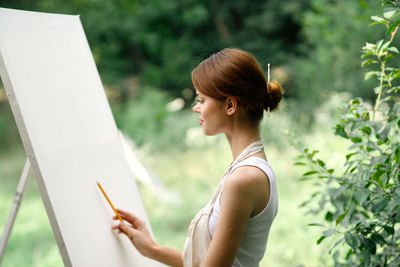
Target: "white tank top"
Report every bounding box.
[208,157,278,267]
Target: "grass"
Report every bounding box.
[0,94,351,266]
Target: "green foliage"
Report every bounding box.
[294,1,400,266]
[288,0,383,117]
[1,0,390,151]
[0,0,307,98]
[115,86,197,151]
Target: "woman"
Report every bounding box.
[113,48,282,267]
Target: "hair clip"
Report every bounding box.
[267,63,271,118]
[266,63,271,94]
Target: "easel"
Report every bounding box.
[0,159,31,264]
[0,133,176,265]
[0,8,164,266]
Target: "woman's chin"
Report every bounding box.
[202,128,219,137]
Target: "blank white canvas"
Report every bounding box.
[0,8,163,267]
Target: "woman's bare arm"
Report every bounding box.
[202,166,268,267]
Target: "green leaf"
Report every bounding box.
[394,146,400,163]
[354,188,370,205]
[388,86,400,93]
[362,126,372,135]
[307,150,319,159]
[371,15,387,24]
[299,177,312,181]
[366,179,380,188]
[382,0,398,7]
[376,39,384,51]
[351,137,363,143]
[346,152,357,161]
[308,223,326,227]
[336,209,349,225]
[383,10,397,19]
[372,169,385,181]
[345,248,353,259]
[383,225,395,235]
[371,197,389,212]
[371,233,386,245]
[383,53,398,62]
[387,19,400,35]
[365,238,377,254]
[344,232,361,249]
[316,235,326,244]
[361,51,374,58]
[317,159,325,168]
[379,41,391,53]
[299,199,310,208]
[373,121,384,133]
[302,171,318,176]
[335,124,348,138]
[325,211,334,222]
[361,59,377,67]
[393,102,400,116]
[363,42,376,52]
[366,146,375,152]
[380,96,395,103]
[364,71,380,80]
[388,46,399,53]
[377,124,391,140]
[349,142,365,150]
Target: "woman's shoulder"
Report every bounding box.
[224,163,269,196]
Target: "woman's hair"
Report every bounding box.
[191,48,283,124]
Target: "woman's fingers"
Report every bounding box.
[116,209,139,221]
[113,209,142,227]
[112,222,137,240]
[119,222,135,239]
[111,220,156,258]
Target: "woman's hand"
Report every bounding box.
[111,209,157,258]
[112,208,183,267]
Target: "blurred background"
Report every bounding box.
[0,0,391,266]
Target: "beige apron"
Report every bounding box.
[182,141,264,267]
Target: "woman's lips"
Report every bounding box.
[200,119,204,125]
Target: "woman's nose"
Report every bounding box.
[193,103,200,113]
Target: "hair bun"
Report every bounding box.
[264,81,283,112]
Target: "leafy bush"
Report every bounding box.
[288,0,383,117]
[294,1,400,266]
[115,86,197,151]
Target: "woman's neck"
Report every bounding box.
[225,125,261,161]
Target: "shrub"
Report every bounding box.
[115,86,197,151]
[294,1,400,266]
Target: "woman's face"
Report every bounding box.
[193,91,228,136]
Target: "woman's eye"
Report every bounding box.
[196,97,204,103]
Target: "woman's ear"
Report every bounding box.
[226,97,237,115]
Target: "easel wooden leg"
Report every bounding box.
[0,159,31,263]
